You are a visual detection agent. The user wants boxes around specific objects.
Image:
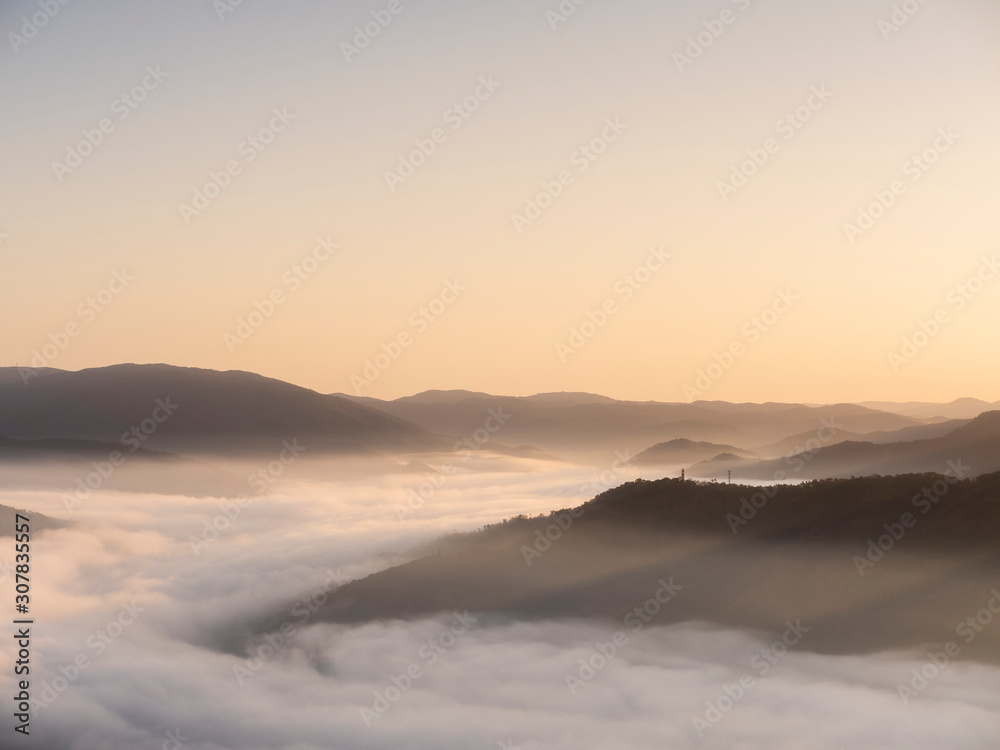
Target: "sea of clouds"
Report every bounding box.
[0,454,997,749]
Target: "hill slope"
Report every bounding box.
[0,364,444,456]
[694,411,1000,480]
[336,392,922,461]
[302,472,1000,661]
[858,397,998,420]
[633,438,754,466]
[0,503,67,538]
[749,418,970,459]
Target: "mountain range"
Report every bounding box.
[1,364,997,482]
[858,398,999,421]
[0,364,443,456]
[337,390,928,461]
[690,410,1000,480]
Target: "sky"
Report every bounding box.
[2,0,999,404]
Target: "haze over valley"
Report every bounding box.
[4,0,999,746]
[0,363,999,748]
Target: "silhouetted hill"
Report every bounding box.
[633,438,754,466]
[335,392,923,461]
[0,364,444,456]
[0,503,67,537]
[696,411,1000,480]
[858,397,998,420]
[750,419,970,459]
[0,367,64,386]
[300,471,1000,662]
[392,389,496,404]
[521,392,618,404]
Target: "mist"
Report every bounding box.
[1,456,997,749]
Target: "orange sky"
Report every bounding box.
[2,0,998,403]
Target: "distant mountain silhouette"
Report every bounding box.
[0,502,67,538]
[6,366,983,467]
[390,389,496,404]
[749,419,970,459]
[692,411,1000,480]
[0,367,64,386]
[633,438,755,466]
[857,397,998,421]
[520,392,619,404]
[0,364,444,456]
[334,389,619,406]
[335,392,923,462]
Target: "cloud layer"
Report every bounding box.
[1,457,997,749]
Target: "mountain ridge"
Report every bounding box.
[0,364,445,456]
